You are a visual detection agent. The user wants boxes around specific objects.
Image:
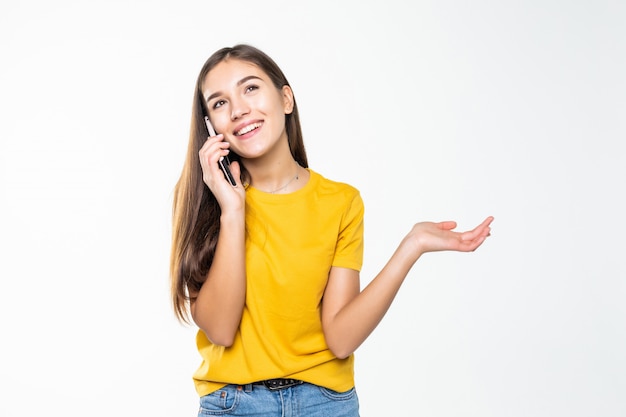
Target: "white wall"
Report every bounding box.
[1,1,624,416]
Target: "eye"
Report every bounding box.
[245,84,259,94]
[212,99,226,110]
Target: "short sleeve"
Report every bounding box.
[332,190,364,271]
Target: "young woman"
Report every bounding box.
[170,44,493,417]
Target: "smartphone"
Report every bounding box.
[204,116,237,186]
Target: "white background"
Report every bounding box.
[1,1,624,416]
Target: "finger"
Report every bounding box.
[468,217,493,233]
[461,217,494,241]
[466,236,487,251]
[200,134,227,153]
[199,138,229,166]
[437,221,457,231]
[229,160,242,186]
[475,216,494,232]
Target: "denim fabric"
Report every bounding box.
[198,382,359,416]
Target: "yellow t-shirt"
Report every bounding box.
[192,169,364,396]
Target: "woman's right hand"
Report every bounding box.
[198,134,246,211]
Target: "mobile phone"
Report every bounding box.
[204,116,237,186]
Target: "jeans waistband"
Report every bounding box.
[252,378,304,390]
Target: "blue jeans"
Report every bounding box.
[198,382,359,416]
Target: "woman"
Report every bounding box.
[170,44,493,416]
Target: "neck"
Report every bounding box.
[246,158,301,194]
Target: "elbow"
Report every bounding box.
[331,349,353,360]
[200,326,237,348]
[209,333,236,348]
[325,336,355,360]
[193,314,238,348]
[324,324,358,360]
[329,344,354,360]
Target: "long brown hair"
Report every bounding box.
[170,44,308,323]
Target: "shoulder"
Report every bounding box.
[309,169,361,200]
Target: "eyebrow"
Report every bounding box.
[205,75,263,104]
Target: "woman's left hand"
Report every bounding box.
[404,216,494,259]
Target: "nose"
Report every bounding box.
[230,97,250,120]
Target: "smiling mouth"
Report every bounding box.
[235,122,262,136]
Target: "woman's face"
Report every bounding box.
[201,59,294,161]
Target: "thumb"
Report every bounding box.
[438,221,457,231]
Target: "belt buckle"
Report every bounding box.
[263,378,303,390]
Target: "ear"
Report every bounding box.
[282,85,295,115]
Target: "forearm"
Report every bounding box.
[325,240,421,359]
[192,211,246,346]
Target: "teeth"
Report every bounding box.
[236,123,261,136]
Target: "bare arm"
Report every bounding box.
[190,137,247,347]
[190,210,246,347]
[322,216,494,359]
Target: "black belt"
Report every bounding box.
[252,378,304,390]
